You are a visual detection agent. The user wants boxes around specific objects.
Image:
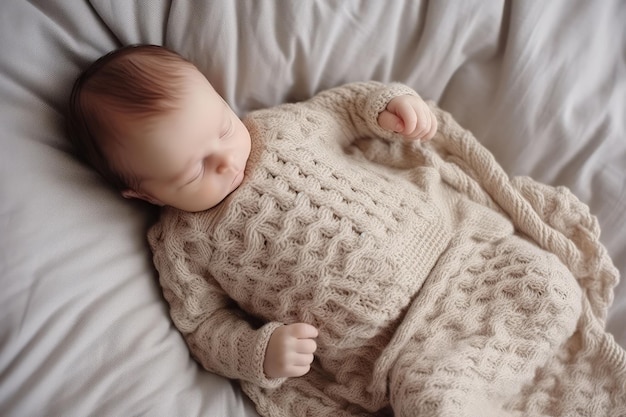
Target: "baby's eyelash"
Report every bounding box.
[194,163,205,181]
[185,163,204,185]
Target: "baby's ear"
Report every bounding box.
[121,189,164,206]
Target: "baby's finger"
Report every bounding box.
[292,353,315,367]
[378,110,404,133]
[295,338,317,354]
[422,114,438,141]
[288,364,312,377]
[413,109,436,140]
[396,103,418,136]
[289,323,319,339]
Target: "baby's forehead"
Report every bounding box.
[98,62,226,143]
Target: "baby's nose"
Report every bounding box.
[215,153,236,174]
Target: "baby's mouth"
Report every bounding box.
[230,168,245,188]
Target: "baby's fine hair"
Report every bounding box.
[67,44,196,191]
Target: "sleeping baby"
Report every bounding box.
[68,44,625,417]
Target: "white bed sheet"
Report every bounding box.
[1,1,624,416]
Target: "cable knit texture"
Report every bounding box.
[148,82,626,416]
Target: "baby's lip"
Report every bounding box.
[231,167,245,188]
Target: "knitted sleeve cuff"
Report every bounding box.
[239,321,287,389]
[364,82,422,140]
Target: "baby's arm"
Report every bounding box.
[161,271,289,387]
[149,221,296,388]
[183,289,317,381]
[305,81,436,147]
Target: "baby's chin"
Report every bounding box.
[176,169,246,212]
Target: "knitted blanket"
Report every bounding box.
[148,83,626,417]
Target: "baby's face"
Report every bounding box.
[117,69,251,212]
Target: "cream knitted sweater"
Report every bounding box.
[148,82,626,417]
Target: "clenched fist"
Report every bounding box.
[378,95,437,141]
[264,323,318,378]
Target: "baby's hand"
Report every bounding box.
[264,323,318,378]
[378,95,437,141]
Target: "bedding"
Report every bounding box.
[1,1,624,416]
